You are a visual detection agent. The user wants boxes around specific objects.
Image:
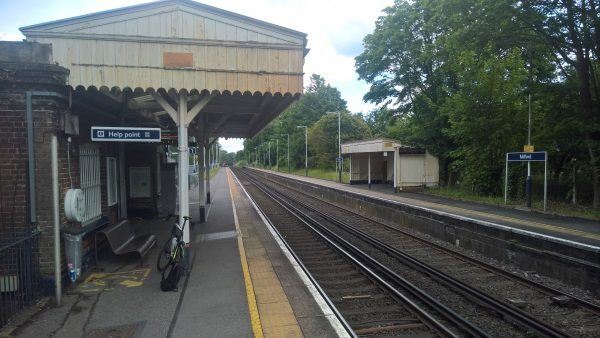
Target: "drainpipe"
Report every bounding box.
[26,91,66,305]
[26,91,65,227]
[51,135,61,306]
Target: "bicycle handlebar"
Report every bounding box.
[179,216,191,232]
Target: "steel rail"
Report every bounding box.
[238,170,481,338]
[244,170,572,338]
[246,168,600,314]
[230,170,357,338]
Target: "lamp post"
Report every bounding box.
[296,126,308,176]
[526,47,533,208]
[327,111,342,183]
[281,134,289,174]
[268,141,272,169]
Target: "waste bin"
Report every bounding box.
[62,232,82,282]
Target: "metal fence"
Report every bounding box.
[0,231,42,328]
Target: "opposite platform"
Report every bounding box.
[251,168,600,248]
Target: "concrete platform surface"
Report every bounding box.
[12,168,340,338]
[252,168,600,248]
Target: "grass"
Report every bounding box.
[257,165,351,184]
[426,186,600,220]
[209,166,220,178]
[249,164,600,220]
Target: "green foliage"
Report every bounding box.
[442,48,527,194]
[308,112,371,169]
[220,151,235,166]
[364,107,394,136]
[356,0,599,207]
[242,74,368,170]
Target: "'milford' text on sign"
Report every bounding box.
[91,126,161,142]
[507,151,547,162]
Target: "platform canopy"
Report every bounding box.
[20,0,308,137]
[20,0,308,243]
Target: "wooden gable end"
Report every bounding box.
[21,2,305,46]
[20,1,306,94]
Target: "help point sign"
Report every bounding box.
[91,126,161,142]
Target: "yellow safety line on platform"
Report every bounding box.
[436,204,600,241]
[227,170,265,338]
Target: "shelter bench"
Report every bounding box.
[95,220,156,265]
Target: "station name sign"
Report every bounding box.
[91,126,161,143]
[507,151,547,162]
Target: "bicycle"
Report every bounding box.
[157,216,191,273]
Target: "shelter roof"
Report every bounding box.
[20,0,307,42]
[20,0,307,138]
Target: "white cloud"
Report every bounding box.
[219,137,245,153]
[0,32,24,41]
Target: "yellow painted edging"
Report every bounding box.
[227,169,265,338]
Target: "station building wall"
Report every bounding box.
[0,42,130,277]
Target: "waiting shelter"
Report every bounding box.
[341,138,439,191]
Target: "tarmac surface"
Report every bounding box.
[12,168,339,338]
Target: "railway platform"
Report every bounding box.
[252,168,600,247]
[10,168,344,338]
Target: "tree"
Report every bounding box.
[244,74,348,169]
[364,107,395,136]
[356,0,458,185]
[442,48,528,194]
[518,0,600,207]
[355,0,596,203]
[308,112,371,169]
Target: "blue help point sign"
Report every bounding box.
[507,151,547,162]
[91,127,161,143]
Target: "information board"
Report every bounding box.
[91,126,161,142]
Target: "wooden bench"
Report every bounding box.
[95,220,156,265]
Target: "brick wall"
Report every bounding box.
[0,60,70,275]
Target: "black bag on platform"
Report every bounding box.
[160,262,184,292]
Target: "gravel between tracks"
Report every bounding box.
[241,168,600,337]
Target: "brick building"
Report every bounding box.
[0,0,307,327]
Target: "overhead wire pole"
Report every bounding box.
[338,111,342,183]
[526,46,533,208]
[297,126,308,176]
[276,139,279,171]
[287,134,290,174]
[327,111,343,183]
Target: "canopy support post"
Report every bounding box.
[177,92,190,245]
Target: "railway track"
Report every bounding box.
[234,167,600,337]
[234,169,477,337]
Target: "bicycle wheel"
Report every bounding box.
[156,238,173,272]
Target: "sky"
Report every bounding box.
[0,0,394,152]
